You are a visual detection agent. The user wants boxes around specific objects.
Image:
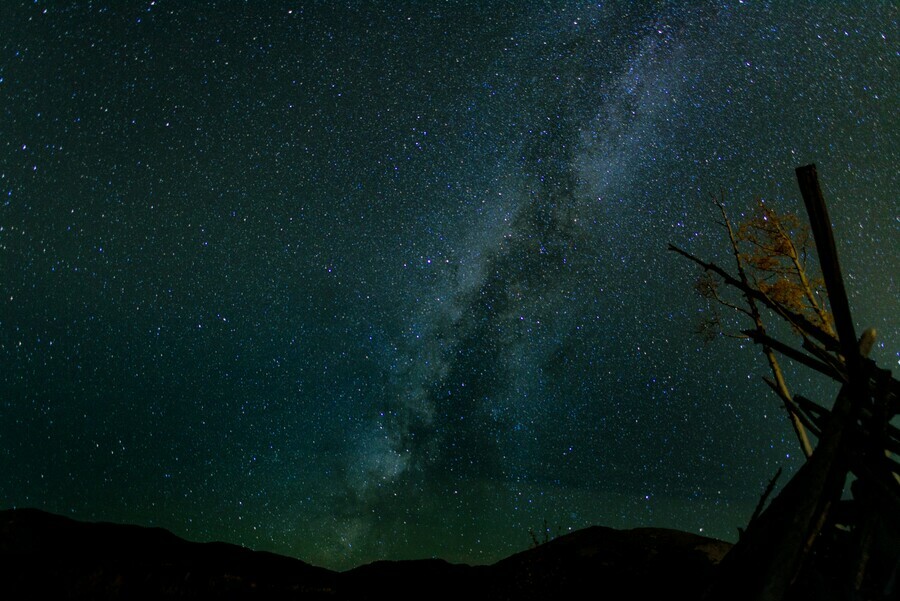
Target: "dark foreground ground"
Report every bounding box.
[0,507,732,600]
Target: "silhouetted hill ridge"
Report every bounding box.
[0,507,731,600]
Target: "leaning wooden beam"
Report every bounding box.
[703,385,855,601]
[742,329,843,381]
[793,395,830,426]
[762,379,823,438]
[796,164,864,386]
[801,339,849,383]
[747,468,784,529]
[855,404,900,441]
[668,243,840,352]
[763,381,821,438]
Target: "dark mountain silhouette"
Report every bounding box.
[0,507,731,600]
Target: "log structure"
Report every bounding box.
[672,165,899,600]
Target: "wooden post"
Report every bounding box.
[794,164,863,387]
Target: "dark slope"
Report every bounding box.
[0,508,337,599]
[0,508,731,600]
[486,525,732,600]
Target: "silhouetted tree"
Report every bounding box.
[676,195,836,458]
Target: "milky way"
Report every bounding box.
[1,2,896,569]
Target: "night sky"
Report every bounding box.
[1,1,897,571]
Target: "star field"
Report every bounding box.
[1,1,897,570]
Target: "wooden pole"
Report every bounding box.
[795,164,863,385]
